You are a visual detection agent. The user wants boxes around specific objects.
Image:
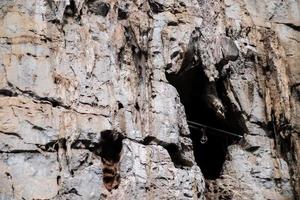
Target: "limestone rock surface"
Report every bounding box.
[0,0,299,199]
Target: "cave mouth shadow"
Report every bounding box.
[166,67,245,180]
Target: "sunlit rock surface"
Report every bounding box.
[0,0,299,199]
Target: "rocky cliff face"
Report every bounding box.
[0,0,299,199]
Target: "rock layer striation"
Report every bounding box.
[0,0,299,199]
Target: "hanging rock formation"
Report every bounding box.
[0,0,299,199]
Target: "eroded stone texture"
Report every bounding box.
[0,153,59,199]
[0,0,299,199]
[0,0,204,199]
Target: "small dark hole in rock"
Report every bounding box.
[118,8,128,20]
[87,0,110,17]
[166,63,172,70]
[167,21,178,26]
[135,102,140,111]
[57,175,61,185]
[64,0,77,17]
[149,0,164,13]
[170,51,180,59]
[118,102,124,109]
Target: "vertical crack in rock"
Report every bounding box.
[57,138,68,196]
[167,66,246,179]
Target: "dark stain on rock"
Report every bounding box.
[87,0,110,17]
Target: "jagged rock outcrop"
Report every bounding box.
[0,0,299,199]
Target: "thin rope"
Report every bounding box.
[187,120,244,139]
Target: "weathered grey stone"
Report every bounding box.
[0,0,299,199]
[0,153,59,199]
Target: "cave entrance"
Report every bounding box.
[166,67,245,180]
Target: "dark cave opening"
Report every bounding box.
[166,67,245,179]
